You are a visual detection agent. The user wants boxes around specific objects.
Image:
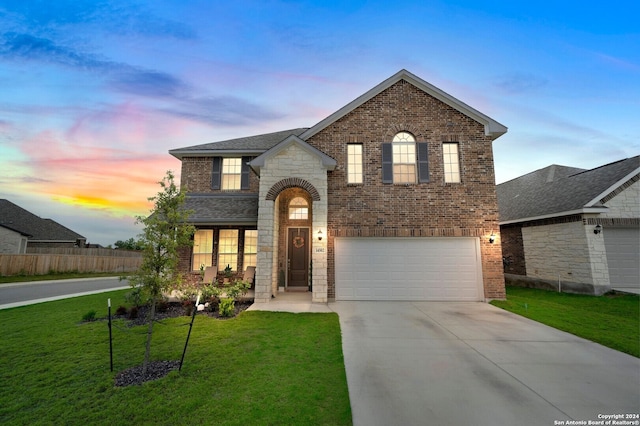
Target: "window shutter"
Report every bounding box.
[381,143,393,183]
[241,156,252,190]
[417,143,429,182]
[211,157,222,190]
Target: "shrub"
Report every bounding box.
[218,298,235,317]
[128,306,138,319]
[125,287,144,307]
[156,299,169,313]
[82,310,96,322]
[115,306,128,316]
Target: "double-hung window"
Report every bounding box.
[192,229,213,271]
[443,143,461,183]
[211,157,252,190]
[243,230,258,268]
[218,229,238,272]
[382,132,429,184]
[221,158,242,190]
[392,132,416,184]
[347,144,363,184]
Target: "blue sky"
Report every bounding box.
[0,0,638,246]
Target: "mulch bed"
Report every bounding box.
[111,299,253,387]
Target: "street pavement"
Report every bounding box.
[0,277,129,309]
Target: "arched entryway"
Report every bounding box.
[277,189,313,291]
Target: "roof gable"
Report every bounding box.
[300,69,507,140]
[249,135,337,175]
[497,156,640,223]
[169,128,308,159]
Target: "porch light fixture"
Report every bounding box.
[317,230,323,241]
[594,224,602,235]
[489,233,495,244]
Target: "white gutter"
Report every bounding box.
[499,207,609,226]
[584,167,640,207]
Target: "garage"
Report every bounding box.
[604,227,640,291]
[334,237,484,301]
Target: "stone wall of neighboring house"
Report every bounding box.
[600,178,640,219]
[522,220,610,291]
[0,227,27,254]
[306,79,504,299]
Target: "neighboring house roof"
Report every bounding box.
[183,194,258,225]
[497,156,640,224]
[301,69,508,140]
[169,128,309,159]
[0,199,86,242]
[0,223,32,237]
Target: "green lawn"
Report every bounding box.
[0,290,352,425]
[491,286,639,357]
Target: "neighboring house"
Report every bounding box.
[0,199,87,249]
[0,224,31,254]
[170,69,507,303]
[497,156,640,295]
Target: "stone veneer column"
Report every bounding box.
[255,197,275,303]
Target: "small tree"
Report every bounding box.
[114,237,145,251]
[128,171,194,376]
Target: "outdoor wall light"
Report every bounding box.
[594,224,602,235]
[489,233,496,244]
[317,230,323,241]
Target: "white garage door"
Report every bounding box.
[604,227,640,291]
[335,237,484,301]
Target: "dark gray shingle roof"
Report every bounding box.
[184,194,258,224]
[0,199,86,241]
[497,156,640,222]
[169,128,308,159]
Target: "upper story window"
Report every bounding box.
[211,156,252,191]
[347,144,363,184]
[392,132,416,184]
[382,132,429,184]
[289,197,308,220]
[443,143,461,183]
[222,158,242,190]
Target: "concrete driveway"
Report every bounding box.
[330,301,640,426]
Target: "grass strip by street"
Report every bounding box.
[0,290,352,425]
[491,286,639,358]
[0,272,123,284]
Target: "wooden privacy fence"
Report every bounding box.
[0,254,142,276]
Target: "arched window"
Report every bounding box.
[289,197,308,220]
[392,131,416,183]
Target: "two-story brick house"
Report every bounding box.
[170,69,507,303]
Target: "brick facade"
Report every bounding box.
[305,80,504,299]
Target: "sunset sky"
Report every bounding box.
[1,1,638,246]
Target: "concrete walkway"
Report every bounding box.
[247,291,333,313]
